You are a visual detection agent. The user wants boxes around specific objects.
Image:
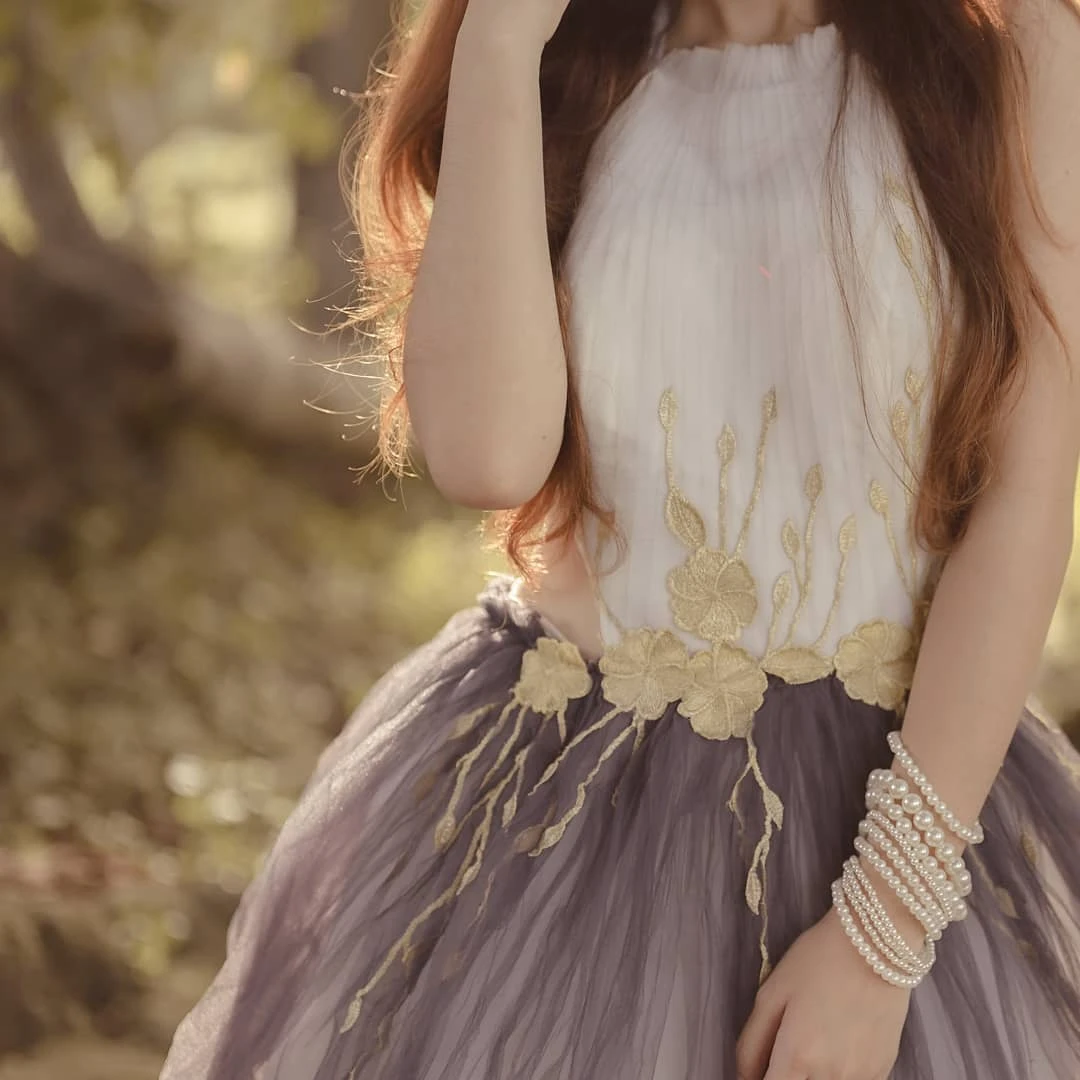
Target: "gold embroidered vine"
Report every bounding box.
[337,194,943,1018]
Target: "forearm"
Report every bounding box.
[404,22,567,509]
[861,465,1075,943]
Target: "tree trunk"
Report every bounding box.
[0,6,180,557]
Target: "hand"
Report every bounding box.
[460,0,574,59]
[735,906,911,1080]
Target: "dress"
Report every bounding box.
[161,22,1080,1080]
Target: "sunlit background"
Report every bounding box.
[0,3,1077,1077]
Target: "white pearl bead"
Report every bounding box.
[939,842,957,861]
[889,777,909,798]
[913,810,935,831]
[901,793,923,814]
[926,827,945,848]
[912,842,930,861]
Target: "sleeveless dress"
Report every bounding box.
[161,23,1080,1080]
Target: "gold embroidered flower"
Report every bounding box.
[666,548,758,645]
[513,637,593,715]
[834,619,916,711]
[677,644,768,741]
[599,628,690,721]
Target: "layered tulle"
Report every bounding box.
[161,576,1080,1079]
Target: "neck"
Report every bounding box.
[668,0,827,48]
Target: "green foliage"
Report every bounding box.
[24,0,341,158]
[0,0,350,308]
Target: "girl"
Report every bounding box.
[162,0,1080,1076]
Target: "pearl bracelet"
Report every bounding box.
[866,782,973,898]
[886,731,985,846]
[847,857,936,973]
[853,834,945,940]
[833,732,984,990]
[831,879,923,990]
[842,858,935,977]
[843,869,917,975]
[866,809,967,924]
[859,821,952,932]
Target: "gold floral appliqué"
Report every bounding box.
[340,238,939,1016]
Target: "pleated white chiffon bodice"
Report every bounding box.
[564,22,949,699]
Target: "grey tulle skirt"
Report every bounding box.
[161,576,1080,1079]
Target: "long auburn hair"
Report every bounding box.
[348,0,1072,577]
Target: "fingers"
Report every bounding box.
[735,987,786,1080]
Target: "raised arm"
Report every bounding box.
[403,2,573,510]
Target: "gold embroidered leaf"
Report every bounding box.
[665,490,708,551]
[890,402,910,443]
[763,648,834,686]
[781,520,800,561]
[894,223,914,263]
[905,366,925,404]
[412,769,440,803]
[342,996,363,1034]
[434,814,456,852]
[763,387,778,421]
[745,867,763,914]
[771,571,792,612]
[659,388,678,432]
[512,824,546,854]
[838,515,858,554]
[804,463,823,501]
[885,173,915,210]
[869,480,889,515]
[995,886,1020,919]
[1020,830,1039,866]
[763,787,785,830]
[718,425,736,467]
[453,706,489,738]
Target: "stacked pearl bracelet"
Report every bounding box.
[886,730,985,845]
[842,859,935,978]
[831,729,985,990]
[831,880,923,990]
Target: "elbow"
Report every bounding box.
[424,448,554,511]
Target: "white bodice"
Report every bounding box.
[565,23,948,693]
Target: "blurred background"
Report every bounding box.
[0,2,1076,1077]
